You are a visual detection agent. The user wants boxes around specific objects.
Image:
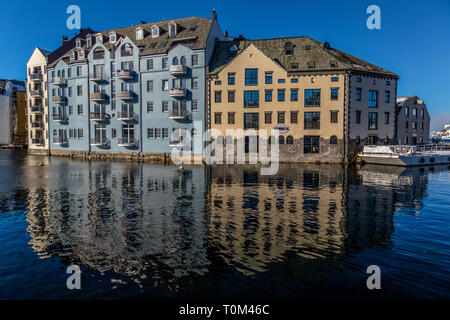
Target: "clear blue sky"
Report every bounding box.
[1,0,449,127]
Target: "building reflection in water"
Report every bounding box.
[22,157,438,290]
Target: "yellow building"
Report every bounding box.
[208,37,398,163]
[14,91,27,144]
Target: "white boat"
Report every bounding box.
[430,125,450,143]
[358,145,450,167]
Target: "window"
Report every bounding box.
[331,77,339,82]
[265,112,272,124]
[304,89,321,106]
[110,33,116,43]
[169,23,177,37]
[245,69,258,86]
[155,128,161,138]
[291,111,298,124]
[162,57,168,69]
[76,66,82,76]
[147,80,153,92]
[355,136,361,144]
[228,112,235,124]
[68,68,72,78]
[191,99,198,111]
[162,101,168,112]
[356,88,362,101]
[356,77,362,83]
[385,91,390,103]
[386,80,390,86]
[147,59,153,70]
[412,121,417,129]
[331,88,339,100]
[284,42,293,55]
[330,136,337,144]
[192,77,198,89]
[368,136,379,145]
[77,104,83,115]
[228,90,235,103]
[286,136,294,144]
[192,54,198,66]
[70,51,76,60]
[368,90,378,108]
[278,89,285,102]
[420,109,425,119]
[265,72,272,84]
[215,91,222,103]
[147,101,153,112]
[228,73,235,85]
[291,78,299,83]
[277,112,285,124]
[244,113,259,129]
[162,80,168,91]
[278,79,285,83]
[304,112,320,129]
[77,85,82,96]
[121,43,133,57]
[368,112,378,130]
[214,113,222,124]
[96,34,103,43]
[405,120,409,129]
[152,26,159,37]
[405,107,409,117]
[93,48,105,59]
[384,112,390,124]
[291,89,298,101]
[172,57,179,65]
[76,39,81,48]
[265,90,272,102]
[330,111,338,123]
[304,136,320,154]
[412,108,417,117]
[162,128,168,139]
[68,87,72,97]
[279,136,285,145]
[69,105,73,115]
[147,128,154,139]
[86,37,91,48]
[244,91,259,107]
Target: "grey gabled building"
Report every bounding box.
[395,96,430,145]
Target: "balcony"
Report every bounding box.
[169,139,185,148]
[31,122,44,129]
[118,137,138,147]
[53,77,67,86]
[90,137,110,147]
[116,70,134,80]
[53,137,68,145]
[30,105,44,113]
[117,111,138,121]
[32,138,44,146]
[52,113,68,122]
[30,73,42,82]
[169,65,187,75]
[89,92,106,102]
[30,90,43,98]
[117,90,134,100]
[169,88,186,98]
[52,96,67,104]
[89,112,107,121]
[90,73,109,82]
[169,108,190,120]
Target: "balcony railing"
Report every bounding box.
[117,111,138,121]
[169,108,190,120]
[89,92,106,102]
[117,90,134,100]
[53,77,67,86]
[30,73,42,81]
[169,139,185,147]
[169,65,187,75]
[90,137,110,147]
[32,138,44,145]
[31,122,44,129]
[89,112,107,121]
[53,136,68,145]
[30,90,43,97]
[31,105,44,113]
[52,96,67,104]
[169,88,186,98]
[118,137,138,147]
[90,73,109,82]
[52,113,68,122]
[116,70,134,80]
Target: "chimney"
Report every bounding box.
[212,9,217,20]
[62,35,69,45]
[224,30,229,37]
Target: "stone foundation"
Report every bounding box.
[28,148,49,156]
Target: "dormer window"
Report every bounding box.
[96,33,103,43]
[168,22,177,38]
[70,51,76,60]
[78,50,84,59]
[284,42,293,55]
[76,39,81,49]
[121,43,133,57]
[151,25,159,38]
[86,36,92,48]
[109,32,116,43]
[136,27,144,40]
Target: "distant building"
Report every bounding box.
[0,79,26,145]
[395,96,430,145]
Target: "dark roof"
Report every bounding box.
[209,36,398,77]
[49,16,214,67]
[48,28,97,65]
[396,95,423,106]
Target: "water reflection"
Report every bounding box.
[7,152,444,298]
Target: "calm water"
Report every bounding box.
[0,150,449,300]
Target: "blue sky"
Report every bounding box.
[1,0,449,128]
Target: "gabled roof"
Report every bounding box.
[209,36,398,78]
[396,95,424,106]
[48,28,97,66]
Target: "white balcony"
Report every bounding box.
[117,90,134,100]
[169,65,187,75]
[116,70,134,80]
[169,88,186,98]
[90,92,106,102]
[53,113,68,122]
[53,137,68,145]
[90,137,110,147]
[53,77,67,86]
[89,112,107,121]
[30,73,42,82]
[118,137,138,147]
[30,90,43,98]
[117,111,138,121]
[90,73,109,82]
[169,108,190,120]
[52,96,67,104]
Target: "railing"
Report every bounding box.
[31,122,43,129]
[116,70,134,79]
[89,112,107,121]
[30,90,42,97]
[32,138,44,145]
[169,65,187,75]
[52,113,68,122]
[52,96,67,104]
[118,137,138,147]
[117,111,138,121]
[169,88,186,98]
[30,73,42,81]
[53,77,67,86]
[90,73,109,82]
[117,90,134,100]
[53,136,68,145]
[31,105,44,113]
[169,139,185,147]
[363,144,450,157]
[89,92,106,101]
[169,108,190,120]
[90,137,110,147]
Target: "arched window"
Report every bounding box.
[121,43,133,57]
[93,47,105,59]
[284,42,293,55]
[172,57,179,65]
[180,56,187,66]
[286,135,294,144]
[355,135,360,144]
[268,136,275,144]
[151,26,159,38]
[226,136,233,145]
[169,23,177,38]
[57,70,61,77]
[330,135,337,144]
[217,136,224,145]
[279,136,285,144]
[136,28,144,40]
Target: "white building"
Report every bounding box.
[0,79,26,145]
